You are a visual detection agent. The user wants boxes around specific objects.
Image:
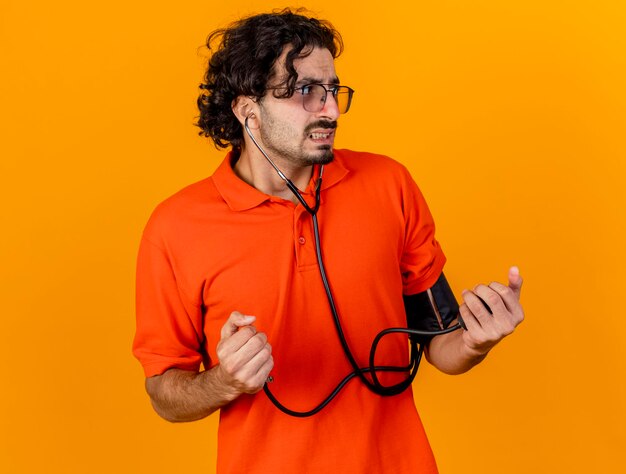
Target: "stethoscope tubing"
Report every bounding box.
[244,117,463,416]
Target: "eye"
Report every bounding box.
[300,85,314,95]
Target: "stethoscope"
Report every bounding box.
[244,117,463,417]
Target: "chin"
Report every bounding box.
[317,151,335,165]
[304,146,334,165]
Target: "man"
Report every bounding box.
[133,9,524,473]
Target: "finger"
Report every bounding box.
[463,290,493,324]
[218,325,258,355]
[220,311,256,339]
[488,281,518,312]
[507,266,523,298]
[473,284,507,319]
[248,355,275,394]
[235,341,273,384]
[217,331,266,375]
[237,332,269,362]
[255,355,274,385]
[489,281,525,327]
[459,302,484,332]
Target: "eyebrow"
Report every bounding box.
[296,76,340,86]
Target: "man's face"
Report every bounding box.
[256,47,341,168]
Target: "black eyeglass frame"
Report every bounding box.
[267,83,355,114]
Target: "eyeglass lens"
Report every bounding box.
[302,85,353,114]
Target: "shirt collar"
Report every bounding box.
[211,150,350,212]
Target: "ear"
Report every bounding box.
[232,96,260,129]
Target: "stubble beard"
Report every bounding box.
[258,112,336,167]
[299,144,334,166]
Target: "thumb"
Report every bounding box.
[508,266,523,299]
[221,311,256,339]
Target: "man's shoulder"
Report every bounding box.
[155,175,217,215]
[335,148,407,169]
[141,175,220,242]
[333,148,411,180]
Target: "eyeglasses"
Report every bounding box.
[270,84,355,114]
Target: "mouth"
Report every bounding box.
[308,129,335,143]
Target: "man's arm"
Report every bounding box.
[425,267,524,375]
[145,312,274,422]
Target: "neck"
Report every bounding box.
[233,145,314,204]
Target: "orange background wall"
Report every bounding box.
[1,1,624,472]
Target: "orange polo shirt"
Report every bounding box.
[134,149,446,473]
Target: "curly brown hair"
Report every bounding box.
[196,9,343,150]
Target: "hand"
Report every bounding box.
[459,266,525,357]
[215,311,274,396]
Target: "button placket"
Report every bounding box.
[293,205,316,269]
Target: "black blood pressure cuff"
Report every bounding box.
[403,272,460,345]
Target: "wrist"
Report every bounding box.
[461,338,493,361]
[211,364,243,402]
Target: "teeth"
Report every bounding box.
[311,132,330,139]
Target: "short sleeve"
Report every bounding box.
[132,233,205,377]
[400,171,446,295]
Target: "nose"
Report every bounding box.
[318,91,340,121]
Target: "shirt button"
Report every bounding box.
[298,236,306,245]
